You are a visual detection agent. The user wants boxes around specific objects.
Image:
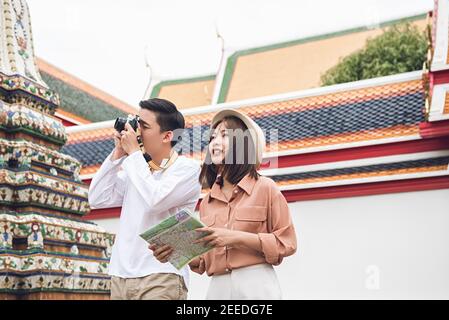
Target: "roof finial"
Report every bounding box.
[215,21,225,77]
[142,44,154,100]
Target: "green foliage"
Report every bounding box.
[321,22,428,86]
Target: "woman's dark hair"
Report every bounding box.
[199,116,260,189]
[139,98,185,147]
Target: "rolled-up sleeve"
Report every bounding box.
[258,188,297,265]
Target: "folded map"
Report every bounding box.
[140,209,213,269]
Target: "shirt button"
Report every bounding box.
[225,268,230,272]
[234,190,238,193]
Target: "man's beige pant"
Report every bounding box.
[111,273,188,300]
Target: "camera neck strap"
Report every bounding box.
[147,150,178,172]
[136,128,178,172]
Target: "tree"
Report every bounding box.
[320,22,428,86]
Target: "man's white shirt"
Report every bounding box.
[88,150,202,288]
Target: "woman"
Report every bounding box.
[150,108,297,299]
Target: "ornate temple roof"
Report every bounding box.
[61,70,442,194]
[428,0,449,123]
[36,58,137,123]
[58,1,449,219]
[149,74,216,110]
[149,13,427,108]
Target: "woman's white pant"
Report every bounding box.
[206,264,282,300]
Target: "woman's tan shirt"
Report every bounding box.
[191,174,297,276]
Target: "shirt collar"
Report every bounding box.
[237,174,256,196]
[209,173,256,203]
[210,175,227,203]
[160,158,169,167]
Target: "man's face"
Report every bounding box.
[138,109,169,156]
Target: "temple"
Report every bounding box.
[0,0,114,299]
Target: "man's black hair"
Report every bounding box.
[139,98,185,147]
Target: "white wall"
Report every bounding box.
[93,188,449,299]
[93,217,120,235]
[275,188,449,299]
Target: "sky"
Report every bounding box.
[26,0,433,107]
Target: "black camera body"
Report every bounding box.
[114,114,151,162]
[114,115,139,133]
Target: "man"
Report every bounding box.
[88,98,201,300]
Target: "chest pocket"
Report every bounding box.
[233,206,267,233]
[200,214,216,227]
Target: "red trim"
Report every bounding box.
[84,176,449,220]
[260,137,449,169]
[82,137,449,187]
[82,137,449,184]
[83,136,449,185]
[432,70,449,85]
[281,175,449,202]
[82,207,121,220]
[54,113,83,127]
[59,119,78,127]
[420,121,449,139]
[430,70,449,99]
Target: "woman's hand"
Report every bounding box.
[120,122,140,155]
[194,227,241,248]
[149,244,173,263]
[195,227,263,252]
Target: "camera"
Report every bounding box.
[114,115,140,133]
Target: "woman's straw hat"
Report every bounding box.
[211,108,266,168]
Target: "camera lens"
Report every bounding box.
[114,117,127,132]
[129,117,139,132]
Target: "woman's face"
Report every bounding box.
[209,121,229,166]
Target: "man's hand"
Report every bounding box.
[194,227,240,248]
[188,257,201,268]
[120,122,140,155]
[149,244,173,263]
[111,131,127,160]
